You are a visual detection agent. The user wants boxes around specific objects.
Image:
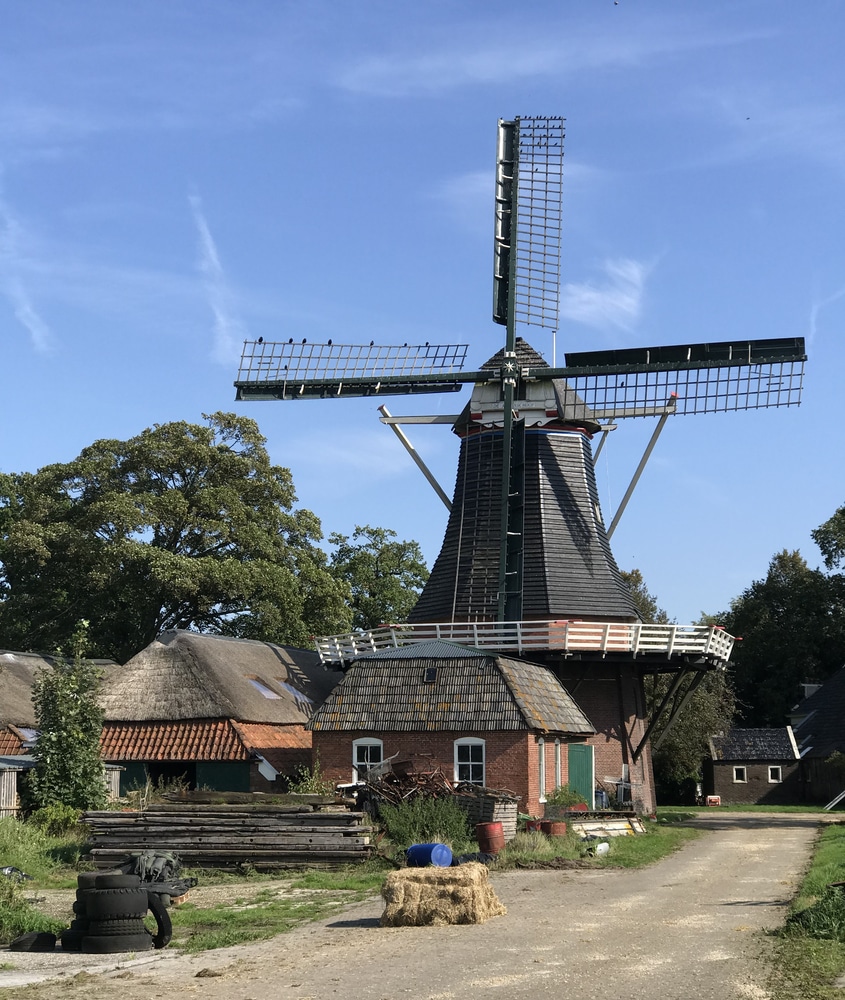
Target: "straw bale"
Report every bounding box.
[380,862,506,927]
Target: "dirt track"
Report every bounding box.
[0,813,825,1000]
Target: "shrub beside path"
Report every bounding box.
[1,812,823,1000]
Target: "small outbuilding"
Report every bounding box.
[704,727,801,805]
[308,639,596,816]
[99,630,343,795]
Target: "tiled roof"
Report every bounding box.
[791,666,845,757]
[308,640,594,735]
[709,728,798,762]
[0,728,27,755]
[231,722,311,750]
[101,719,250,762]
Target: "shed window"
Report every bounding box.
[455,738,485,785]
[733,766,747,783]
[352,738,383,781]
[768,765,783,783]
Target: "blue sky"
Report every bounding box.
[2,1,843,624]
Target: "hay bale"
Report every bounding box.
[381,862,506,927]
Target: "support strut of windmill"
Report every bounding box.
[234,116,806,812]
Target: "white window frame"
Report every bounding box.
[733,765,747,783]
[538,738,546,802]
[768,765,783,783]
[554,738,562,789]
[351,738,383,781]
[454,737,485,786]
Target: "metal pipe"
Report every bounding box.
[378,405,451,511]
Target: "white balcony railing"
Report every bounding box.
[314,620,735,666]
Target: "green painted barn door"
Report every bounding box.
[567,743,595,809]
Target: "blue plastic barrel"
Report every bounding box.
[406,842,453,868]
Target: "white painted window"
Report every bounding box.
[352,738,383,781]
[733,766,747,783]
[454,738,485,785]
[538,738,546,802]
[554,739,562,789]
[768,765,783,783]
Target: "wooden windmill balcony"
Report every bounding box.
[313,620,735,668]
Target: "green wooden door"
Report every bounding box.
[567,743,595,809]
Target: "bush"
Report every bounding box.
[377,795,472,850]
[544,784,587,809]
[29,804,82,838]
[286,758,335,795]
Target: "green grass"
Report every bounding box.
[169,870,384,953]
[766,824,845,999]
[496,822,701,869]
[657,803,831,814]
[0,817,87,888]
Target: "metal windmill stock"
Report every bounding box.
[235,115,805,637]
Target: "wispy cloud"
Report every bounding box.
[808,283,845,350]
[188,192,245,365]
[0,181,54,353]
[338,23,770,97]
[560,258,650,333]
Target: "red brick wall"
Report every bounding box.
[553,664,656,813]
[312,729,581,815]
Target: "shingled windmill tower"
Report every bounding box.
[235,117,805,811]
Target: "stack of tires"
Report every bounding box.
[60,873,172,954]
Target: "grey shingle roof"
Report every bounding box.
[791,666,845,757]
[308,640,594,735]
[410,343,639,623]
[709,728,798,762]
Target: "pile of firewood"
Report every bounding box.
[364,767,459,806]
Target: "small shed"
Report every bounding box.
[704,727,800,804]
[309,639,595,816]
[99,630,343,794]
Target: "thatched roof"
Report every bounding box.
[98,630,343,724]
[309,640,595,735]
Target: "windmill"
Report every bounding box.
[234,116,806,809]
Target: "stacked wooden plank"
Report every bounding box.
[82,802,373,869]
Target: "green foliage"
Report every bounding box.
[544,784,587,808]
[28,804,82,838]
[0,817,84,886]
[27,628,108,812]
[377,796,472,850]
[721,550,845,726]
[0,878,65,945]
[813,505,845,571]
[787,888,845,940]
[286,758,335,795]
[622,568,735,798]
[0,412,352,662]
[329,524,429,631]
[621,569,672,624]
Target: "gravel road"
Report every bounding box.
[0,813,823,1000]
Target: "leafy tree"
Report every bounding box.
[26,622,107,811]
[621,569,735,802]
[812,505,845,570]
[328,525,429,631]
[0,413,352,661]
[621,568,671,625]
[721,549,845,727]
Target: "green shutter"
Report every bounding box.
[567,743,595,809]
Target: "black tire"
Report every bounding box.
[85,888,149,920]
[147,889,173,949]
[81,932,153,954]
[72,900,88,915]
[95,874,140,890]
[77,873,99,890]
[86,918,147,936]
[60,929,84,952]
[68,918,89,933]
